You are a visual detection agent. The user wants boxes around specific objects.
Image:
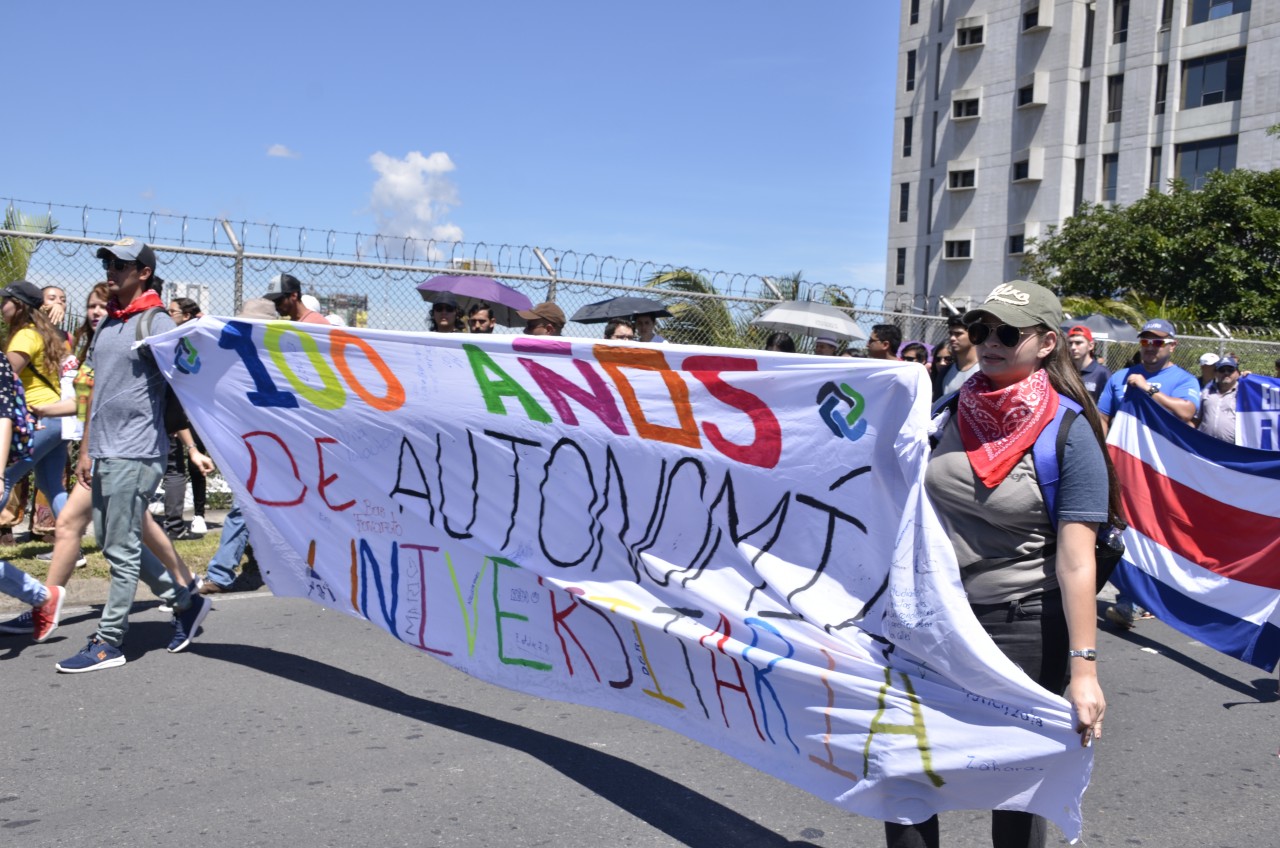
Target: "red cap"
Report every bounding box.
[1067,325,1093,342]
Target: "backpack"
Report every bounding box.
[135,307,190,435]
[7,374,35,466]
[932,392,1124,592]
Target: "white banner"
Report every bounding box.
[150,318,1092,837]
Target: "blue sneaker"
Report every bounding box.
[168,593,210,653]
[0,609,33,635]
[56,637,126,673]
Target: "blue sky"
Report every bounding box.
[1,2,899,292]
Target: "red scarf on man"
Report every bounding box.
[957,368,1059,488]
[107,290,164,321]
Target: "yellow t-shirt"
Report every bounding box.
[7,327,63,407]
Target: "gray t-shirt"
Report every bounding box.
[926,412,1110,604]
[86,307,176,460]
[939,361,978,397]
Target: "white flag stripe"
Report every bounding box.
[1111,410,1280,518]
[1123,533,1280,628]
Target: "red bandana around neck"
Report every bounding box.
[957,368,1060,488]
[107,290,164,321]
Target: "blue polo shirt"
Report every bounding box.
[1080,359,1111,402]
[1098,363,1201,418]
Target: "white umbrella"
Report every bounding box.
[750,300,868,341]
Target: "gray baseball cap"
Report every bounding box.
[96,237,157,271]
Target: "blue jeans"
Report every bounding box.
[93,457,188,647]
[1,424,68,517]
[206,503,249,588]
[0,560,46,606]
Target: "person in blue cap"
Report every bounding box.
[1097,318,1201,631]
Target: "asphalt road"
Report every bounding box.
[2,592,1276,847]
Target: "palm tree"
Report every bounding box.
[644,269,750,348]
[0,206,57,285]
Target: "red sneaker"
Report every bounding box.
[32,585,64,643]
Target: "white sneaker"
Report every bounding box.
[190,516,207,535]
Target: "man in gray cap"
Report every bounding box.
[1097,318,1200,430]
[264,273,327,324]
[56,238,211,672]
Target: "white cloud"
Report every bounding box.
[267,143,300,159]
[367,150,463,244]
[846,261,887,288]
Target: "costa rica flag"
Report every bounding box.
[1108,390,1280,672]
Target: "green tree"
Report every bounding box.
[1023,168,1280,325]
[0,206,57,285]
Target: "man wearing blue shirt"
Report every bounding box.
[1098,318,1201,631]
[1098,318,1200,430]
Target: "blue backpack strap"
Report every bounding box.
[1032,395,1082,530]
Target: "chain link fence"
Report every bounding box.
[8,200,1279,375]
[2,200,956,356]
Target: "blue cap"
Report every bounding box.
[1140,318,1177,338]
[1217,356,1239,370]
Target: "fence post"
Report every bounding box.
[533,247,557,303]
[220,219,244,312]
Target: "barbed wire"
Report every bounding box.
[4,197,903,307]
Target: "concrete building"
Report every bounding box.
[887,0,1280,311]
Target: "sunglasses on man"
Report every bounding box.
[1138,337,1172,348]
[966,322,1036,348]
[1215,364,1237,374]
[101,257,138,271]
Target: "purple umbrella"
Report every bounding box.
[415,275,534,327]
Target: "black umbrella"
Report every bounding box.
[569,295,672,324]
[1061,313,1139,343]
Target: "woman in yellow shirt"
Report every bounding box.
[1,280,71,517]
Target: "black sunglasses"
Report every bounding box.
[967,322,1035,347]
[101,257,137,271]
[432,305,457,313]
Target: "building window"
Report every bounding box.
[905,50,917,91]
[944,239,972,260]
[1022,7,1039,31]
[926,177,934,234]
[909,0,920,25]
[930,111,939,167]
[1009,234,1026,255]
[1107,74,1124,123]
[1078,80,1090,144]
[934,43,943,99]
[1182,49,1246,109]
[957,24,984,48]
[1176,135,1238,189]
[1013,153,1042,182]
[1102,153,1120,202]
[948,169,976,190]
[1113,0,1130,44]
[1161,0,1175,29]
[1190,0,1251,25]
[1074,158,1086,213]
[953,97,980,119]
[1155,64,1168,115]
[1017,83,1035,108]
[895,248,907,286]
[1150,146,1164,192]
[1083,6,1095,67]
[899,183,910,223]
[903,116,914,157]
